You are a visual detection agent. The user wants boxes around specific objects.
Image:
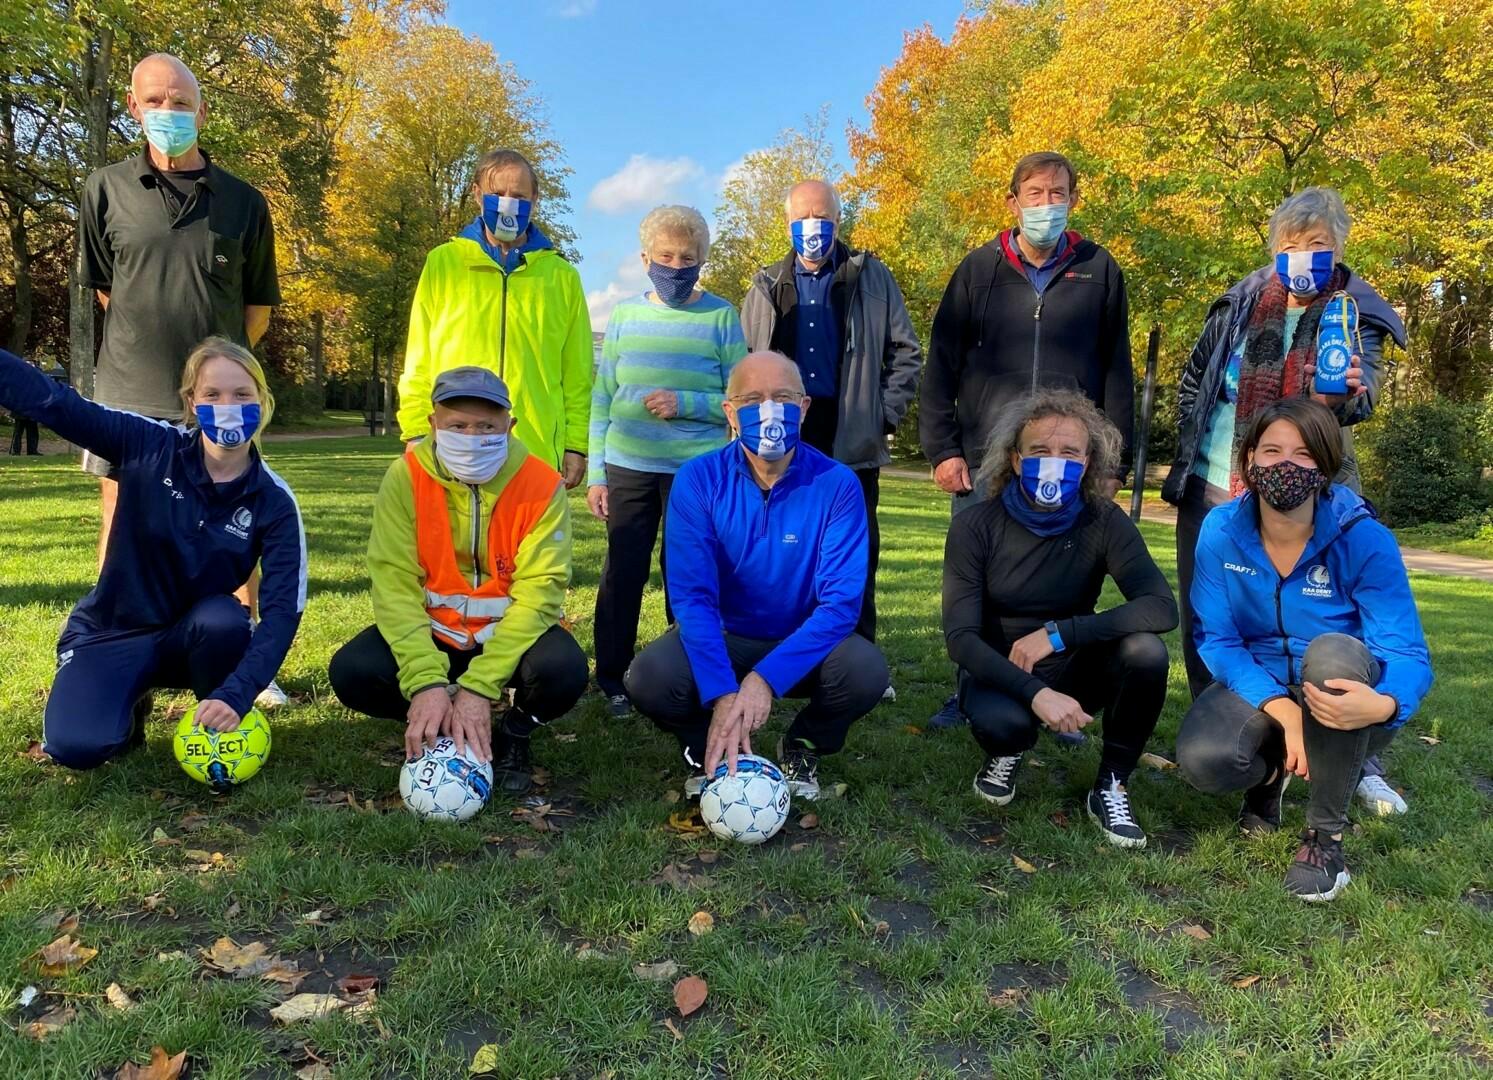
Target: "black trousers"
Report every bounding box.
[624,626,889,767]
[960,632,1170,779]
[593,463,675,694]
[9,414,39,455]
[1174,474,1231,700]
[853,467,880,642]
[1175,633,1393,835]
[328,623,588,725]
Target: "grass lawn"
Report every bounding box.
[1,437,1491,1078]
[1393,521,1493,562]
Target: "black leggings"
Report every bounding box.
[1175,633,1393,835]
[960,632,1170,779]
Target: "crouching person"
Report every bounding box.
[944,390,1177,848]
[625,352,889,798]
[1176,399,1432,901]
[329,367,587,796]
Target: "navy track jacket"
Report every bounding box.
[0,349,307,717]
[665,441,867,704]
[1191,485,1431,728]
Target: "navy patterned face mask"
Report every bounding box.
[1248,459,1322,511]
[646,262,700,307]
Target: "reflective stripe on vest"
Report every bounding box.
[406,444,562,651]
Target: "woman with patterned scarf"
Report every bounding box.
[1161,187,1408,817]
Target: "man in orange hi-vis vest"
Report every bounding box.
[329,367,588,796]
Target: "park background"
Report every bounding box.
[1,2,1493,1077]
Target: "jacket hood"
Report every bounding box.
[1223,265,1407,348]
[457,218,556,270]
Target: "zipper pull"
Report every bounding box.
[1034,298,1044,321]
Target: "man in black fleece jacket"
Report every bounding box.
[920,151,1136,734]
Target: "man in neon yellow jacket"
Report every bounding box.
[331,367,589,796]
[397,148,593,490]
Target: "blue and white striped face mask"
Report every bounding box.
[1020,455,1085,510]
[735,401,801,462]
[791,217,835,262]
[195,403,260,448]
[482,194,533,243]
[1275,249,1334,297]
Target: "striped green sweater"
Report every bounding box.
[588,291,747,485]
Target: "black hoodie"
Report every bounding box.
[919,229,1133,479]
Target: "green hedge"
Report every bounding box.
[1358,398,1490,526]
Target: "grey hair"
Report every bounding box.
[973,389,1123,503]
[1268,186,1351,259]
[726,351,804,398]
[782,179,841,221]
[639,204,711,263]
[473,148,539,200]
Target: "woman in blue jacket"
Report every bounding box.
[1176,399,1431,903]
[0,339,307,770]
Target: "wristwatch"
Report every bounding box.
[1044,620,1065,653]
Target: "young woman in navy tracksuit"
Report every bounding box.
[0,340,307,770]
[1176,398,1432,902]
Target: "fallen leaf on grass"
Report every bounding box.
[1181,924,1213,941]
[798,813,819,830]
[988,987,1027,1008]
[553,732,578,743]
[295,1066,334,1080]
[633,960,680,982]
[297,908,329,925]
[514,847,541,860]
[150,828,178,847]
[1138,752,1178,771]
[828,782,849,799]
[200,937,273,976]
[695,850,719,865]
[902,725,924,736]
[34,934,98,975]
[666,810,708,837]
[660,789,681,805]
[337,974,379,995]
[24,1005,76,1039]
[1231,974,1262,989]
[105,983,137,1011]
[1419,735,1441,746]
[22,740,48,762]
[224,901,241,920]
[673,975,708,1016]
[178,811,209,832]
[469,1042,501,1075]
[35,909,77,932]
[662,1017,684,1040]
[687,911,715,936]
[114,1045,186,1080]
[270,994,347,1024]
[1011,855,1037,875]
[873,920,891,936]
[651,862,712,891]
[1048,811,1070,828]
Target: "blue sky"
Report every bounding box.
[445,0,970,326]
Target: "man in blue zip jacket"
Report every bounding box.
[625,351,890,800]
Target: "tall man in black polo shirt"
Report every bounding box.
[740,179,923,652]
[919,151,1134,734]
[79,52,283,704]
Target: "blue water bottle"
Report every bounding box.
[1314,291,1358,395]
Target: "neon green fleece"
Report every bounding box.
[397,236,593,467]
[367,435,573,700]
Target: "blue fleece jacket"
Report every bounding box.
[0,349,307,718]
[1191,486,1431,727]
[457,218,555,274]
[665,441,868,703]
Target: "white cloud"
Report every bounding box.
[587,154,704,214]
[555,0,597,16]
[715,155,750,194]
[586,255,649,329]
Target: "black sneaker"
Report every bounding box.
[973,755,1021,806]
[1087,773,1147,849]
[491,733,532,796]
[1284,829,1350,902]
[1239,767,1290,836]
[928,694,965,731]
[606,693,632,720]
[778,738,820,801]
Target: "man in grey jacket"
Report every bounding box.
[741,179,922,646]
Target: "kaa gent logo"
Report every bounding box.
[1303,564,1332,597]
[225,507,253,540]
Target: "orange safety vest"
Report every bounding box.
[406,444,561,650]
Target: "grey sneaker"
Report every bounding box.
[1356,774,1407,816]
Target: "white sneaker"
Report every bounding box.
[254,680,289,711]
[1356,774,1407,816]
[881,684,897,703]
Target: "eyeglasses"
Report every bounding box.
[728,391,803,406]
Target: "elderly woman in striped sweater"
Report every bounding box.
[587,205,748,718]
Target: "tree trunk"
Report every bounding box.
[5,201,33,356]
[68,24,115,397]
[310,310,325,400]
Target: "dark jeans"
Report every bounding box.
[9,415,39,455]
[593,463,674,694]
[329,623,588,725]
[1174,474,1231,699]
[1175,633,1393,835]
[624,626,889,768]
[44,594,252,769]
[960,632,1170,779]
[853,467,880,642]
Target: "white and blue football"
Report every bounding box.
[699,754,791,845]
[399,737,493,822]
